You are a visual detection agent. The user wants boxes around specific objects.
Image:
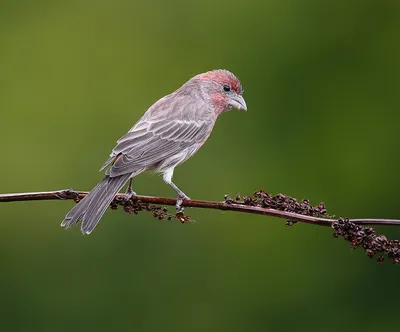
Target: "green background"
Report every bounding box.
[1,0,399,331]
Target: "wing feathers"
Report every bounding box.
[101,93,215,177]
[104,119,212,177]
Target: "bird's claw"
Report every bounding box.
[175,195,191,212]
[123,188,136,202]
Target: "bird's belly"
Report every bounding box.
[149,144,202,174]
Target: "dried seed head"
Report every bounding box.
[332,218,400,264]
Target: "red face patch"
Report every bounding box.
[198,70,243,95]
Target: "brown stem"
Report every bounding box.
[1,189,400,227]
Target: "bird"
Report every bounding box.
[61,69,247,234]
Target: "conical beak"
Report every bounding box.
[230,95,247,111]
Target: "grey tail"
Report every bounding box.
[61,174,131,235]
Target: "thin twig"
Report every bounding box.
[1,189,400,227]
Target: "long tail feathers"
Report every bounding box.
[61,174,131,234]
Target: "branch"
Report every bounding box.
[1,189,399,226]
[2,189,400,263]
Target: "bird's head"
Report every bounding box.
[193,69,247,115]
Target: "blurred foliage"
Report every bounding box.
[1,0,400,331]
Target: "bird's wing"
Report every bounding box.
[103,118,213,177]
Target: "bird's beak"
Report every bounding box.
[229,95,247,111]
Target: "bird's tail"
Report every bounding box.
[61,174,131,234]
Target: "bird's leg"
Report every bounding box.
[124,178,136,201]
[169,181,191,211]
[168,181,191,200]
[162,169,190,211]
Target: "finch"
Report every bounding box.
[61,69,247,234]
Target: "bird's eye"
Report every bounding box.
[223,85,231,92]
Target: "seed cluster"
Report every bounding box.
[110,195,192,223]
[332,218,400,264]
[225,189,400,264]
[225,190,329,226]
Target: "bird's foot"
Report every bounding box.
[175,194,191,212]
[123,187,136,202]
